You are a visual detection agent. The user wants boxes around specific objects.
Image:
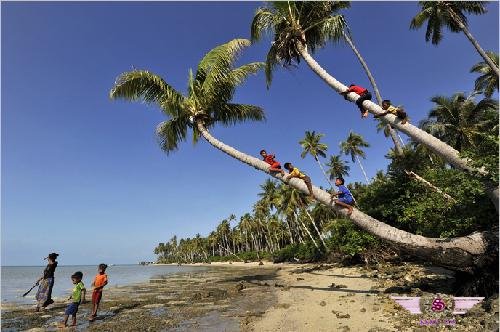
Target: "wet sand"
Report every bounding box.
[2,262,497,331]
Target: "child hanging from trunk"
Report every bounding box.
[331,177,355,216]
[260,150,285,176]
[374,99,409,124]
[340,84,372,118]
[283,162,314,199]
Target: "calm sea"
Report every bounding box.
[1,264,205,305]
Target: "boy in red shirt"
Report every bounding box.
[260,150,285,175]
[88,264,108,322]
[340,84,372,118]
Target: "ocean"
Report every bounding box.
[1,264,205,305]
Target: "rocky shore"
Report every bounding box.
[1,262,497,331]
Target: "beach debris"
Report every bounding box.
[329,283,347,289]
[331,310,350,318]
[360,308,366,312]
[235,282,245,292]
[320,301,327,306]
[296,277,304,281]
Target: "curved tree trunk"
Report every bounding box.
[196,121,495,271]
[344,32,404,156]
[355,155,370,184]
[294,211,320,250]
[315,156,334,188]
[405,170,457,203]
[295,42,499,210]
[302,205,327,247]
[445,7,499,77]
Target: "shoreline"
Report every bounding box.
[1,262,497,331]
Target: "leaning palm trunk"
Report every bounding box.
[196,121,495,270]
[445,6,499,77]
[295,42,499,210]
[344,32,404,156]
[294,211,320,250]
[302,204,327,247]
[315,156,334,188]
[355,155,370,184]
[405,170,457,203]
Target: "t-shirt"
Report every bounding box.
[337,185,353,201]
[385,105,399,115]
[71,281,85,303]
[263,154,277,166]
[93,274,108,289]
[347,85,367,95]
[43,262,57,279]
[289,167,306,179]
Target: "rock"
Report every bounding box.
[297,277,304,281]
[341,326,351,331]
[235,282,245,292]
[259,261,264,265]
[360,308,366,312]
[320,301,327,306]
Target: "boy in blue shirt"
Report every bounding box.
[332,177,354,215]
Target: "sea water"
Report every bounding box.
[1,264,204,305]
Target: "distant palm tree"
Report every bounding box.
[470,51,499,98]
[420,93,498,152]
[326,155,350,180]
[410,1,499,76]
[299,131,331,186]
[250,1,490,185]
[340,132,370,183]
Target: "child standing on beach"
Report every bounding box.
[284,162,314,198]
[340,84,372,118]
[59,271,86,328]
[89,264,108,322]
[331,177,354,215]
[260,150,285,175]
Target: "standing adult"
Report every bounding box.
[35,252,58,311]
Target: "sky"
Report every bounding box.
[2,1,498,266]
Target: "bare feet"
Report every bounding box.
[362,111,369,118]
[401,118,408,124]
[346,207,353,216]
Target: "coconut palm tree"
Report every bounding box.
[111,38,495,270]
[250,1,495,191]
[340,132,370,184]
[326,154,350,180]
[420,93,498,152]
[410,1,499,77]
[299,131,332,186]
[470,51,499,98]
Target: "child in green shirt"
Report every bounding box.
[59,271,86,328]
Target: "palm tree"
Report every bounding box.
[326,154,350,180]
[250,1,495,189]
[410,1,499,77]
[340,132,370,184]
[420,93,498,152]
[299,131,332,186]
[111,38,493,269]
[470,51,499,98]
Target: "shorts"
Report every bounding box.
[65,302,80,316]
[92,289,102,305]
[270,162,281,169]
[338,197,354,205]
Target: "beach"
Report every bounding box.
[1,262,497,331]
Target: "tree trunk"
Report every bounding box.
[302,205,327,248]
[295,212,320,250]
[446,6,499,77]
[405,170,457,203]
[295,42,499,210]
[196,121,496,270]
[315,156,334,188]
[344,32,404,156]
[355,155,370,184]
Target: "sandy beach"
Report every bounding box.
[1,262,497,331]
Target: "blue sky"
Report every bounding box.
[2,1,498,266]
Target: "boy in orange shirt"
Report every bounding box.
[88,264,108,322]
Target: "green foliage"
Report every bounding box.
[470,51,499,98]
[324,219,379,256]
[272,242,323,263]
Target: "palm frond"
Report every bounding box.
[110,70,184,116]
[155,114,190,154]
[212,103,265,127]
[251,7,276,43]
